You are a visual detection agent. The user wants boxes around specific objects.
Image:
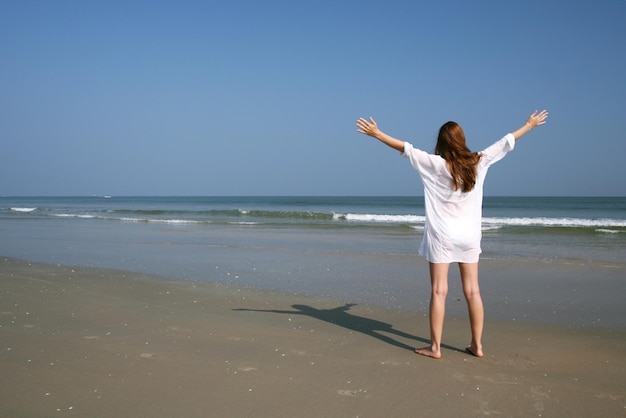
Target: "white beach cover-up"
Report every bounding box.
[402,133,515,263]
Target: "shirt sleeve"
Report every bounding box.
[479,133,515,168]
[402,142,441,173]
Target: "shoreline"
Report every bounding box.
[1,257,625,417]
[3,247,625,330]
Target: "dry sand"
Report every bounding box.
[1,257,624,417]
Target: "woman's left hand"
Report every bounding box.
[356,117,380,137]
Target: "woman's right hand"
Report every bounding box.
[526,110,549,128]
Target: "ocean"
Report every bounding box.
[1,196,625,327]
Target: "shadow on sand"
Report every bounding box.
[235,303,464,354]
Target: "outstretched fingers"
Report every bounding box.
[356,117,378,135]
[531,109,549,126]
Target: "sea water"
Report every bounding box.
[1,196,625,327]
[2,196,624,261]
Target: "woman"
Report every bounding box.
[356,110,548,359]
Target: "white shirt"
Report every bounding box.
[402,133,515,263]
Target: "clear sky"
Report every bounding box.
[2,0,625,196]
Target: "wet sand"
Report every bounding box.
[1,257,624,417]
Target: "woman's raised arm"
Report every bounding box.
[356,117,405,152]
[511,110,549,141]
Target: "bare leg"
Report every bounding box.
[415,263,449,359]
[459,262,484,357]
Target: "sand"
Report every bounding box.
[1,257,624,417]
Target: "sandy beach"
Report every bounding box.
[1,257,624,417]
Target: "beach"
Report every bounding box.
[1,257,624,417]
[2,196,625,416]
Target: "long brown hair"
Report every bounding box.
[435,121,481,193]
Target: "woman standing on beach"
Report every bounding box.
[356,110,548,359]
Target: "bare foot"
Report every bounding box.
[465,346,484,358]
[415,346,441,359]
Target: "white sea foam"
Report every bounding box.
[119,217,200,224]
[120,217,147,222]
[52,213,95,219]
[336,212,625,229]
[409,225,425,231]
[482,216,626,228]
[336,213,425,223]
[153,219,201,225]
[481,225,503,231]
[10,207,37,212]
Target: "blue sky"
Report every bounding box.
[1,0,625,196]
